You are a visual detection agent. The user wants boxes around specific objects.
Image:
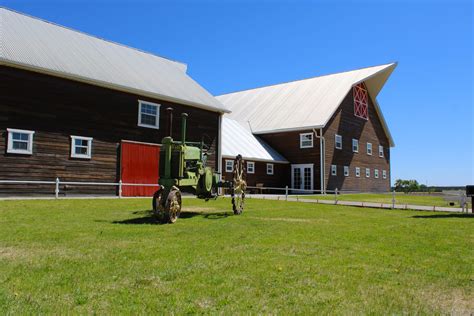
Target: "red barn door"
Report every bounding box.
[120,141,160,197]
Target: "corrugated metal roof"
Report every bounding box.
[0,8,229,113]
[222,117,288,163]
[217,63,396,146]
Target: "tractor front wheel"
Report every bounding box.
[152,188,165,222]
[164,187,182,224]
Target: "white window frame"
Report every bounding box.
[344,166,349,177]
[352,139,359,153]
[355,167,360,177]
[138,100,161,129]
[366,168,370,178]
[331,164,337,176]
[225,160,234,173]
[71,136,93,159]
[379,145,384,158]
[7,128,35,155]
[374,169,379,179]
[382,170,387,179]
[247,161,255,174]
[367,142,372,156]
[299,133,313,148]
[335,134,342,150]
[266,163,274,175]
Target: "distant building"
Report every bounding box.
[218,64,396,193]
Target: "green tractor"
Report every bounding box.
[152,108,246,223]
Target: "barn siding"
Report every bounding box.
[0,66,220,195]
[323,89,391,192]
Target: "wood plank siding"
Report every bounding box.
[0,66,220,195]
[323,89,391,192]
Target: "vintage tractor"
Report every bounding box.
[152,108,246,223]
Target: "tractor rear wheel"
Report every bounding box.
[164,187,182,224]
[232,155,246,215]
[152,188,165,222]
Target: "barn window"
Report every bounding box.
[374,169,379,179]
[382,170,387,179]
[7,128,34,155]
[355,167,360,177]
[225,160,234,172]
[335,134,342,149]
[367,143,372,155]
[71,136,93,159]
[353,83,368,120]
[379,145,384,157]
[138,100,160,129]
[352,139,359,153]
[366,168,370,178]
[300,133,313,148]
[266,163,274,175]
[344,166,349,177]
[331,165,337,176]
[247,161,255,174]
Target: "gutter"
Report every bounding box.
[313,128,325,194]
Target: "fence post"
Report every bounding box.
[335,188,338,204]
[55,177,60,199]
[285,185,288,201]
[392,190,395,209]
[119,180,123,198]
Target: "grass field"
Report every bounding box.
[297,192,467,208]
[0,198,473,314]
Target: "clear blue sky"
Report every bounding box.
[3,0,473,186]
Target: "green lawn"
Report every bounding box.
[297,192,467,208]
[0,198,473,314]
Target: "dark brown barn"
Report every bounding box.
[0,8,229,196]
[218,63,396,193]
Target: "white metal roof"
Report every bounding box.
[217,63,396,146]
[0,8,229,113]
[222,117,288,163]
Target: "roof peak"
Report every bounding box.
[0,6,187,70]
[217,62,397,97]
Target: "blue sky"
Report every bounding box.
[3,0,473,186]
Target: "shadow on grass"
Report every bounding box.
[412,213,474,219]
[111,210,231,225]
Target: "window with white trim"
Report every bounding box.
[367,142,372,155]
[71,136,93,159]
[382,170,387,179]
[300,133,313,148]
[331,164,337,176]
[355,167,360,177]
[379,145,384,158]
[247,161,255,174]
[7,128,34,155]
[366,168,370,178]
[374,169,379,179]
[138,100,160,129]
[266,163,274,175]
[335,134,342,150]
[352,139,359,153]
[225,160,234,173]
[344,166,349,177]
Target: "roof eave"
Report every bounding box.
[0,59,231,114]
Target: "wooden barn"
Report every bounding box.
[0,8,229,196]
[218,64,396,193]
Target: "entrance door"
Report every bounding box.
[120,141,160,197]
[291,164,313,193]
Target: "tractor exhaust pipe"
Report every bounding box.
[181,113,188,145]
[166,107,174,138]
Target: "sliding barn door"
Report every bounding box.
[120,141,160,197]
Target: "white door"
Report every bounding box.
[291,164,313,193]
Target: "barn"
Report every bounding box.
[217,63,397,193]
[0,8,229,196]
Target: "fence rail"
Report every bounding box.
[0,180,471,213]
